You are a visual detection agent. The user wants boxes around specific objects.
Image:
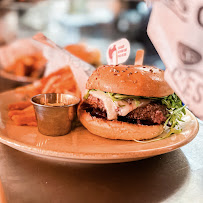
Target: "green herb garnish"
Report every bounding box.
[83,90,90,100]
[161,94,186,129]
[83,89,97,100]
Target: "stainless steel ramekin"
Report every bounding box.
[31,93,80,136]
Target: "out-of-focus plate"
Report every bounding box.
[0,69,36,83]
[0,90,199,164]
[0,69,35,92]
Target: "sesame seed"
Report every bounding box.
[128,72,132,75]
[122,70,125,72]
[134,71,138,73]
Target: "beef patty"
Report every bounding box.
[83,95,168,125]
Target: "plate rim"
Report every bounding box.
[0,110,199,161]
[0,69,36,83]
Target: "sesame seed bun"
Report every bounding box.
[78,104,164,141]
[86,65,174,97]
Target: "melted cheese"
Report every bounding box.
[89,90,150,120]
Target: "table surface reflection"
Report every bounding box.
[0,122,202,203]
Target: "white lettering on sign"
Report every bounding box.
[106,38,130,65]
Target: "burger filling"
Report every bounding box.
[82,90,169,125]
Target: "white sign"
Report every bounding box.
[106,38,130,65]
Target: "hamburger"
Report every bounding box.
[78,65,185,141]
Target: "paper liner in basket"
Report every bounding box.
[0,38,42,68]
[33,33,95,97]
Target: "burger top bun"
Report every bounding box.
[86,65,174,97]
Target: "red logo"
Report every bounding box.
[108,45,117,60]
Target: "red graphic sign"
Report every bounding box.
[106,38,130,65]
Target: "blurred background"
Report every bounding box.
[0,0,164,68]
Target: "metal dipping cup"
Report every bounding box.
[31,93,80,136]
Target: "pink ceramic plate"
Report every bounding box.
[0,90,199,163]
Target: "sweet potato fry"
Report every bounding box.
[23,56,34,66]
[23,105,34,112]
[33,54,47,70]
[8,101,31,111]
[9,66,80,126]
[41,76,61,93]
[8,105,34,118]
[11,113,37,126]
[15,62,25,77]
[4,64,15,73]
[26,122,37,127]
[8,110,25,118]
[4,52,46,78]
[15,82,42,98]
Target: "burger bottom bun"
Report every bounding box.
[78,107,164,141]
